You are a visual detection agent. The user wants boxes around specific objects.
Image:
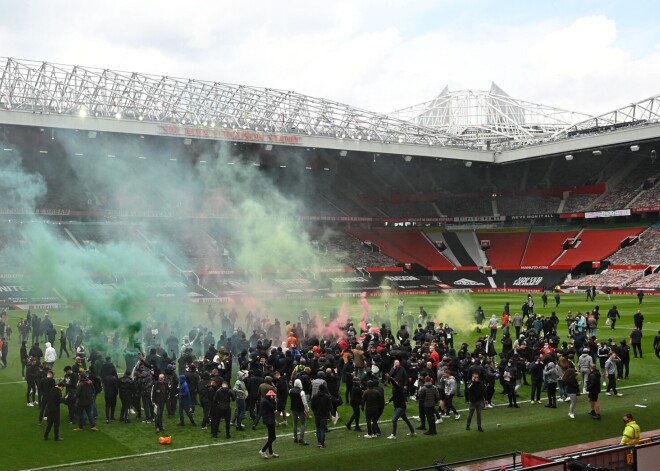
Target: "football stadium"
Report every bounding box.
[0,56,659,471]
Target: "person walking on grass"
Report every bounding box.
[605,352,623,397]
[564,367,580,419]
[311,383,333,449]
[386,376,416,439]
[417,379,440,436]
[586,364,602,420]
[259,389,279,459]
[177,375,197,426]
[44,381,65,441]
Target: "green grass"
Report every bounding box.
[2,292,659,471]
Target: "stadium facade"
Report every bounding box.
[0,57,659,308]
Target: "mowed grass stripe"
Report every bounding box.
[1,292,658,471]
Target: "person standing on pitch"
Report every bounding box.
[465,373,485,432]
[44,381,65,441]
[259,389,278,459]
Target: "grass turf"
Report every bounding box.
[1,292,659,471]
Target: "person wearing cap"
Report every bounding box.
[44,381,65,441]
[259,389,279,459]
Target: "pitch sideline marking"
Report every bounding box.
[18,380,660,471]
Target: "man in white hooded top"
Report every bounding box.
[44,342,57,370]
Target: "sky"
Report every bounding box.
[1,0,659,115]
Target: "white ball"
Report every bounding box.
[497,424,501,427]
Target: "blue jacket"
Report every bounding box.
[178,375,192,406]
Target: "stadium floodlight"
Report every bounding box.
[115,112,122,119]
[630,145,640,152]
[78,108,87,118]
[465,161,472,167]
[404,155,412,162]
[592,150,602,156]
[138,116,144,121]
[339,150,348,157]
[565,154,574,161]
[183,138,192,146]
[265,144,273,151]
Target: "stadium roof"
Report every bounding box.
[389,83,592,147]
[1,57,660,163]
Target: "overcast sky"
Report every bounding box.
[1,0,659,115]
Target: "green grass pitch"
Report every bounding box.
[1,292,658,471]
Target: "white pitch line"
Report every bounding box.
[0,381,24,385]
[18,380,660,471]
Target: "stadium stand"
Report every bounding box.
[496,196,560,216]
[628,273,660,289]
[441,231,478,266]
[347,228,454,268]
[311,231,397,268]
[478,230,529,267]
[562,194,599,213]
[439,196,492,217]
[520,229,580,266]
[553,227,646,267]
[607,225,660,265]
[564,269,644,288]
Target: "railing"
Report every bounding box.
[395,451,519,471]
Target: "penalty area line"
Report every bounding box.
[19,380,660,471]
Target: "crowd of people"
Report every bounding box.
[6,295,655,458]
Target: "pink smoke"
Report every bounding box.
[359,292,370,331]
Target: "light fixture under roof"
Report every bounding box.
[592,150,602,156]
[339,150,348,157]
[464,160,472,167]
[565,154,574,161]
[631,145,640,152]
[265,144,273,151]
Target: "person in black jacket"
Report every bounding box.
[361,380,384,438]
[73,372,97,431]
[527,358,544,404]
[38,369,56,424]
[118,371,134,423]
[259,390,278,459]
[465,373,485,432]
[211,380,234,439]
[311,383,333,448]
[346,378,363,431]
[151,373,171,433]
[44,381,65,441]
[103,372,119,424]
[25,357,39,406]
[386,376,415,439]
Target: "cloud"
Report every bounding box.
[1,3,659,118]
